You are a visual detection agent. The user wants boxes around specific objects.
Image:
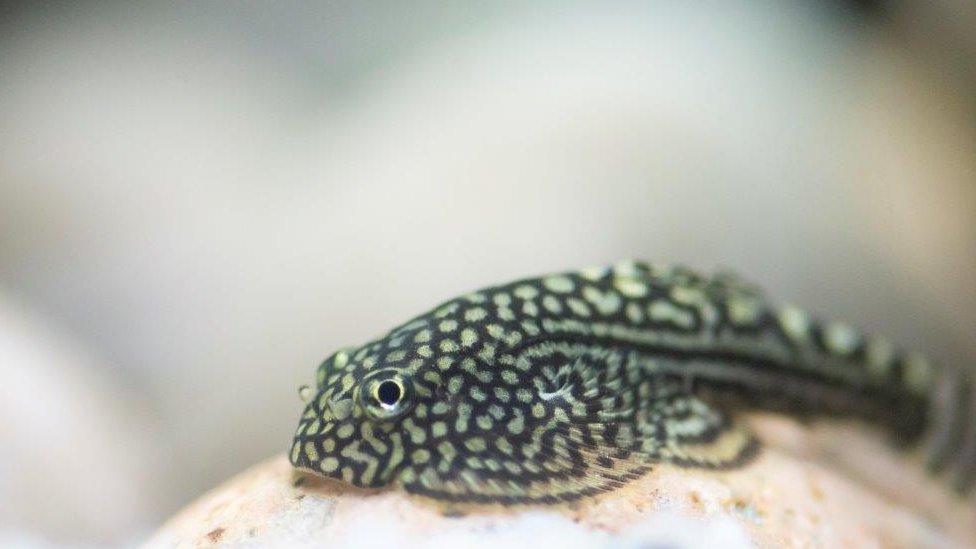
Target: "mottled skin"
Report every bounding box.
[290,261,975,503]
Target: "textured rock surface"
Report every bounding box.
[147,417,975,548]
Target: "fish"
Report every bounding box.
[289,261,974,504]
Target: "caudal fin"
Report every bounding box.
[924,365,976,493]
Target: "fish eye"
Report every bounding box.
[361,375,413,421]
[377,379,402,409]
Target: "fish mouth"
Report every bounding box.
[289,395,407,488]
[289,430,350,484]
[289,407,339,474]
[289,433,320,473]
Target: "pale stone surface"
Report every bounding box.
[147,418,975,548]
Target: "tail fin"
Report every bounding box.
[923,366,976,493]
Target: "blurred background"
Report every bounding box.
[1,1,974,544]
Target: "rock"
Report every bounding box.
[146,417,975,548]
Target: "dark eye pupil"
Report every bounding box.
[377,380,401,406]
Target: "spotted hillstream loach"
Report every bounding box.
[290,261,974,505]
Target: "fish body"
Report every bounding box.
[290,261,974,503]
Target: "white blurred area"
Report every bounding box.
[0,1,973,544]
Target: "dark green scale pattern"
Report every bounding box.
[290,261,976,502]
